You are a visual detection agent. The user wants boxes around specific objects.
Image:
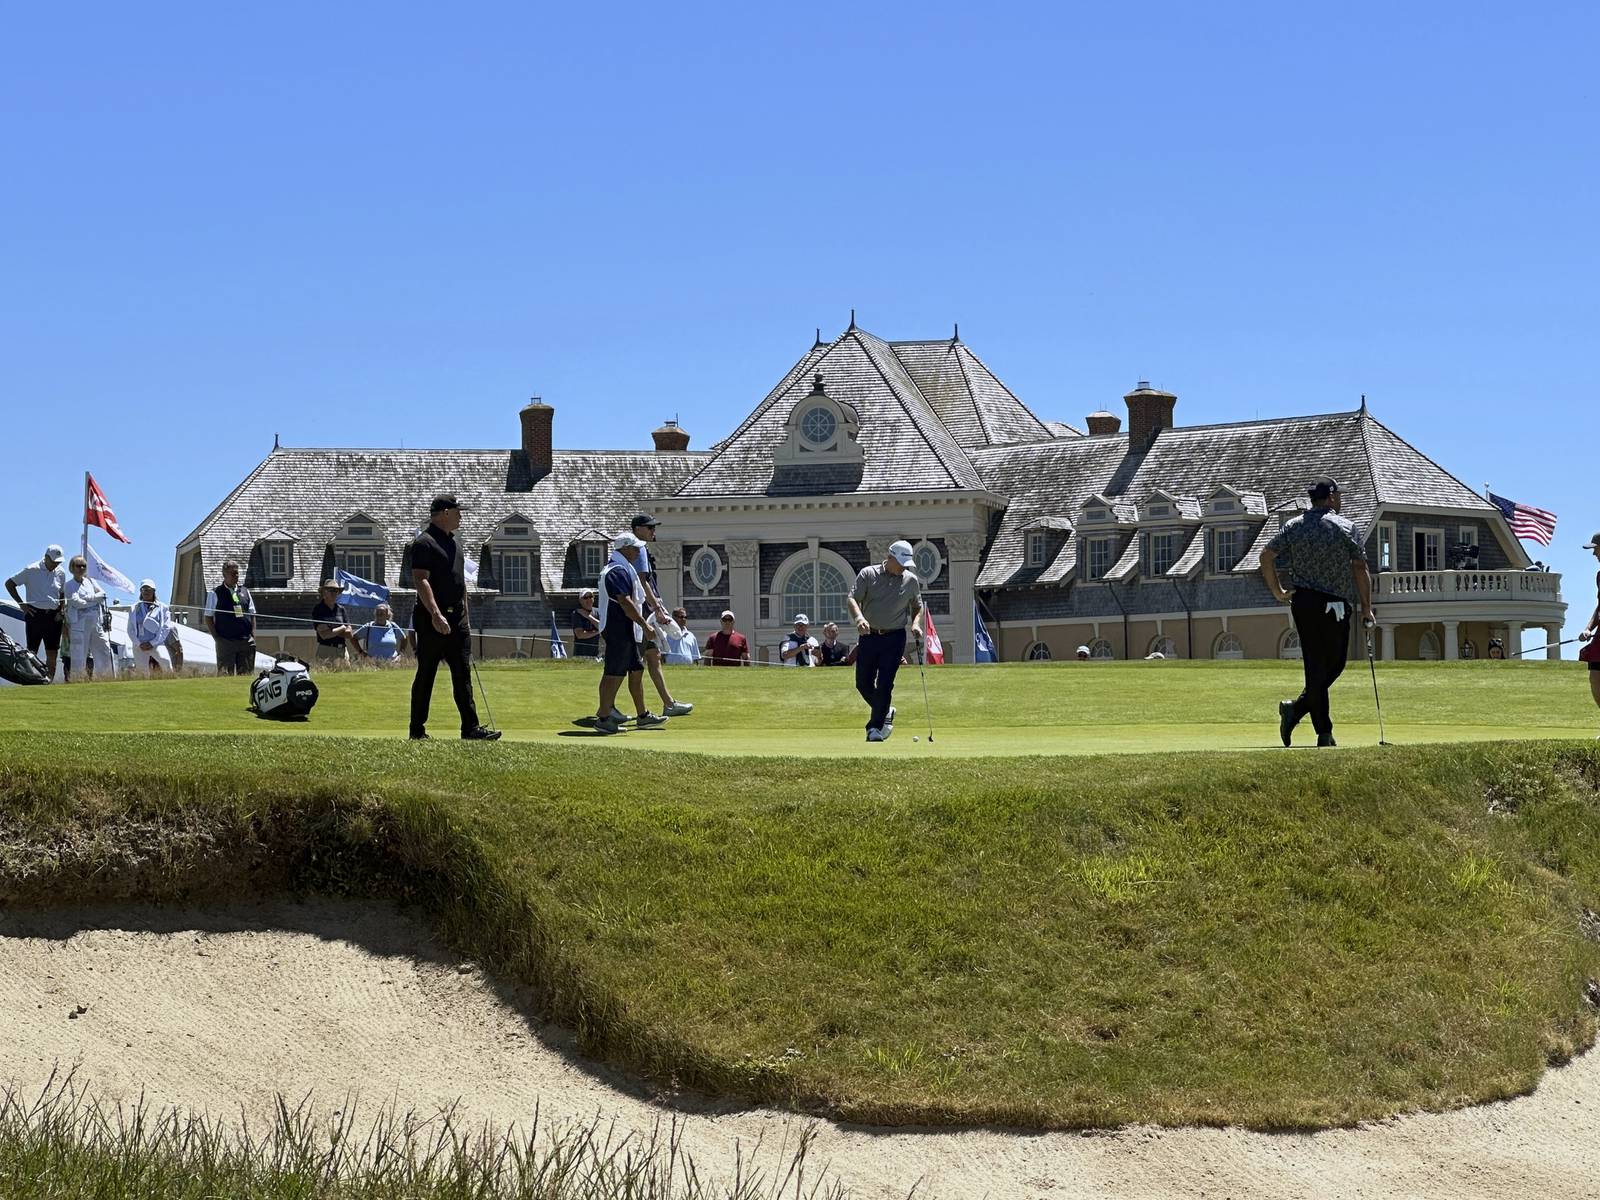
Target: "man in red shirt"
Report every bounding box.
[704,610,750,666]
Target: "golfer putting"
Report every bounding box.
[1259,479,1373,748]
[846,540,924,743]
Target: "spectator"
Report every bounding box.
[64,555,112,681]
[817,621,854,666]
[1076,645,1091,661]
[6,543,66,682]
[704,610,750,666]
[780,615,819,667]
[128,579,185,673]
[1487,638,1505,660]
[356,603,414,663]
[203,559,257,675]
[661,606,699,665]
[571,589,601,658]
[311,580,360,665]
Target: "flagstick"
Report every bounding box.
[82,471,90,562]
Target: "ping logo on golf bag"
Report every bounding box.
[250,656,318,720]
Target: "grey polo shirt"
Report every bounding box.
[851,564,922,631]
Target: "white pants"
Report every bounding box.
[69,623,113,677]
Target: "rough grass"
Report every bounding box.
[2,682,1599,1133]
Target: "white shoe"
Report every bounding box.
[887,706,896,724]
[867,728,888,742]
[609,707,632,724]
[664,701,693,716]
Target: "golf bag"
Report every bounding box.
[0,626,49,685]
[249,655,318,719]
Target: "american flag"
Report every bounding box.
[1488,492,1557,546]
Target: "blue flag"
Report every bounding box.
[335,567,388,608]
[974,602,998,663]
[548,608,568,659]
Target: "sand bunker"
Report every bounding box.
[2,899,1596,1199]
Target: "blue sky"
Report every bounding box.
[3,3,1596,640]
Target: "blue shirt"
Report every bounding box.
[357,621,408,660]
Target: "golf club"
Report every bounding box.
[470,659,498,733]
[916,636,934,743]
[1509,636,1580,659]
[1364,621,1391,746]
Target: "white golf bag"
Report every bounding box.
[250,655,319,720]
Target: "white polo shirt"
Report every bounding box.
[7,560,65,608]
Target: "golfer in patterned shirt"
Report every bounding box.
[1259,479,1374,747]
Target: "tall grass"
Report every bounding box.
[0,1071,869,1200]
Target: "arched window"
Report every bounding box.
[1089,638,1115,660]
[1279,629,1302,660]
[1213,632,1245,660]
[1418,630,1441,660]
[777,553,851,625]
[1147,635,1177,659]
[1025,641,1052,661]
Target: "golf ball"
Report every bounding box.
[913,736,919,742]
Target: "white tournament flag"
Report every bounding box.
[86,544,136,594]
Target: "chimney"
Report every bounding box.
[1124,381,1177,449]
[520,397,553,478]
[1085,410,1122,436]
[652,419,691,452]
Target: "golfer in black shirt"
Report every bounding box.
[409,495,500,741]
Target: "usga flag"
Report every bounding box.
[548,609,568,659]
[84,473,132,543]
[923,609,945,664]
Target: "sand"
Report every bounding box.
[2,899,1595,1199]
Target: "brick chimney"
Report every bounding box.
[652,419,690,452]
[1085,410,1122,436]
[1124,381,1177,449]
[520,397,553,478]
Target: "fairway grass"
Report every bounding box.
[2,661,1600,1134]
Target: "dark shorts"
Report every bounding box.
[603,631,644,677]
[573,636,600,658]
[24,608,63,654]
[641,636,660,656]
[1590,661,1600,673]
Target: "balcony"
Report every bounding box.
[1375,569,1562,603]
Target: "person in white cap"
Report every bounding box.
[704,610,750,666]
[845,540,924,742]
[780,614,819,667]
[6,544,67,682]
[580,534,667,734]
[128,579,184,674]
[1075,646,1092,661]
[64,554,113,680]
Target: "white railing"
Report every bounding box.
[1375,569,1562,602]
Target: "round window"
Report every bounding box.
[689,546,723,592]
[911,540,942,582]
[800,406,837,445]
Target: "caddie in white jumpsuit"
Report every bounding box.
[64,555,113,679]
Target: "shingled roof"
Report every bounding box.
[972,408,1497,588]
[180,447,707,595]
[675,325,1066,498]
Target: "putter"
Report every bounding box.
[916,640,934,743]
[470,659,498,733]
[1364,623,1391,746]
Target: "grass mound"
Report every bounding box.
[2,712,1599,1131]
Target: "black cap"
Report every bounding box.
[1307,479,1340,502]
[430,494,461,515]
[631,513,658,529]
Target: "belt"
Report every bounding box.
[865,627,903,636]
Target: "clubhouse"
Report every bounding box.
[174,322,1567,663]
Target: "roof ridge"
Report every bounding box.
[179,450,277,545]
[951,340,996,445]
[850,329,979,489]
[1361,409,1494,510]
[1357,408,1382,504]
[955,343,1052,441]
[895,338,989,449]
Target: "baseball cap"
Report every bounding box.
[1307,479,1340,502]
[579,587,595,598]
[1584,532,1600,549]
[139,578,157,592]
[1076,645,1091,655]
[430,494,462,514]
[720,610,735,620]
[631,513,659,529]
[888,539,916,567]
[44,544,64,563]
[794,613,810,625]
[612,533,645,551]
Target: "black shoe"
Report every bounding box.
[1317,734,1337,748]
[409,732,430,740]
[461,726,502,741]
[1278,701,1298,747]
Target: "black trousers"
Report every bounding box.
[855,629,906,732]
[410,623,479,736]
[1288,589,1353,739]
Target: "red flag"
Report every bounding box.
[84,474,132,544]
[923,610,945,664]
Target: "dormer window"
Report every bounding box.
[1027,532,1047,567]
[1084,508,1107,523]
[1213,499,1235,513]
[492,516,537,596]
[1149,504,1170,518]
[265,542,291,578]
[774,373,863,465]
[580,541,605,580]
[253,527,300,586]
[335,514,385,584]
